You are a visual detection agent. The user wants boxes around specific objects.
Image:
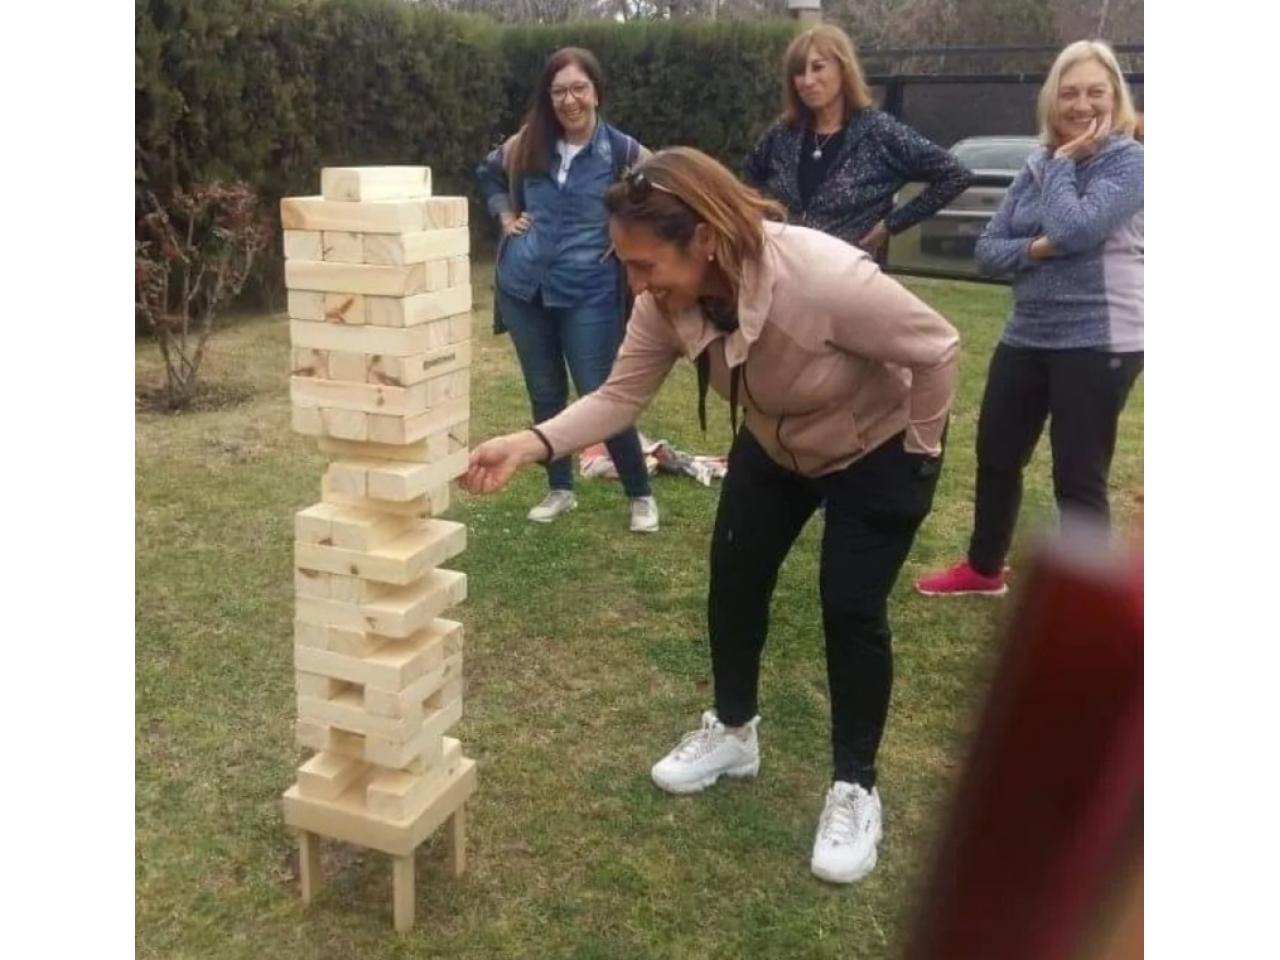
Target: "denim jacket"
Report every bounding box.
[476,121,638,308]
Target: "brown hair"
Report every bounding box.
[780,24,874,128]
[1036,40,1139,146]
[604,147,785,297]
[509,47,607,180]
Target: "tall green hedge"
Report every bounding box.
[135,0,800,300]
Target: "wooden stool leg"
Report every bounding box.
[298,831,322,905]
[392,853,415,932]
[447,804,467,877]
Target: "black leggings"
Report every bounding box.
[708,428,940,788]
[968,344,1143,577]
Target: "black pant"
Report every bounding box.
[708,428,940,788]
[968,344,1144,577]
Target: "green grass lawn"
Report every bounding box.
[135,265,1142,959]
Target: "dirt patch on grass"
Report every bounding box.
[136,380,257,414]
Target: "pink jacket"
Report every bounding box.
[537,222,961,477]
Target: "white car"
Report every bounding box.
[919,136,1040,255]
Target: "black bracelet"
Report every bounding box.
[529,427,554,464]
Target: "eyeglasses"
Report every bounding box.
[549,81,593,103]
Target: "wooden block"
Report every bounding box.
[447,805,466,877]
[293,367,469,415]
[297,751,367,801]
[319,418,468,464]
[322,440,468,499]
[295,502,340,544]
[298,831,323,904]
[286,260,428,298]
[365,695,460,769]
[324,292,368,326]
[296,672,349,699]
[320,166,432,203]
[296,519,466,586]
[325,572,392,604]
[319,436,436,465]
[284,230,323,261]
[326,350,368,382]
[295,568,466,640]
[366,452,468,501]
[365,651,463,718]
[393,854,415,932]
[321,480,449,519]
[447,257,470,289]
[320,408,369,442]
[295,566,330,599]
[281,196,429,234]
[365,395,470,446]
[297,690,411,741]
[295,720,366,761]
[292,378,422,417]
[367,738,463,821]
[320,231,364,263]
[369,450,469,501]
[288,290,326,321]
[425,259,450,292]
[292,406,324,436]
[363,227,469,266]
[368,340,471,389]
[294,619,387,658]
[330,506,419,551]
[293,317,448,356]
[322,449,467,504]
[367,287,472,328]
[423,197,468,229]
[292,347,328,378]
[294,619,461,690]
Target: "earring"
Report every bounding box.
[707,253,715,262]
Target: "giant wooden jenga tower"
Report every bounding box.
[278,166,476,932]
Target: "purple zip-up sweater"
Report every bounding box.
[975,136,1143,352]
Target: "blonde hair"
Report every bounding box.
[781,25,874,127]
[603,147,785,297]
[1037,40,1138,146]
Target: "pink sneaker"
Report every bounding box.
[915,561,1008,597]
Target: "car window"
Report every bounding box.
[951,140,1038,171]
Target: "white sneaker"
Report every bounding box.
[651,710,760,794]
[810,781,883,884]
[527,490,577,523]
[629,495,660,533]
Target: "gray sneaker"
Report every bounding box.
[629,495,660,533]
[527,490,577,523]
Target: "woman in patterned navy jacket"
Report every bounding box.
[743,24,971,256]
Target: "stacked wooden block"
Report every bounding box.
[278,166,476,932]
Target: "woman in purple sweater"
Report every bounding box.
[916,40,1143,597]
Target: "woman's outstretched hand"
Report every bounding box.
[461,431,546,495]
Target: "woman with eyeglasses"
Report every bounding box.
[914,40,1144,597]
[463,147,960,885]
[743,24,971,256]
[475,47,659,533]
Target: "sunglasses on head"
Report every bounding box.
[622,168,679,204]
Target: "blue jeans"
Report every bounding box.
[496,287,652,498]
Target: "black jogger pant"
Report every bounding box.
[968,343,1144,577]
[708,427,940,788]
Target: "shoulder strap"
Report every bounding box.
[607,125,640,177]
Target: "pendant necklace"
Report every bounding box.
[812,130,838,160]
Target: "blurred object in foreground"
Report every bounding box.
[903,519,1143,960]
